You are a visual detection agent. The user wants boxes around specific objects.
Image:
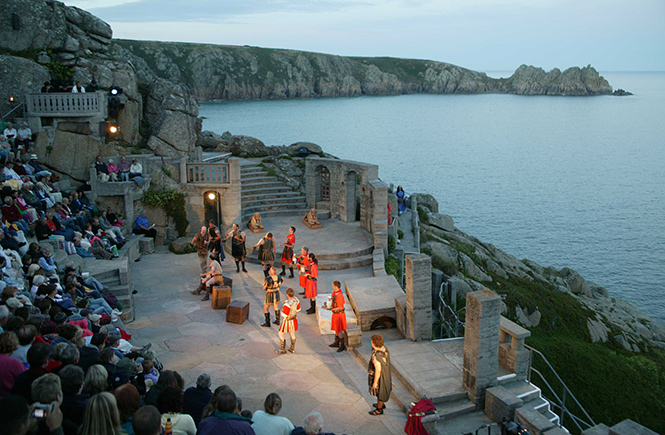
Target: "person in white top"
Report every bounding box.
[2,122,17,146]
[3,161,21,181]
[16,123,32,149]
[71,81,86,93]
[129,159,143,179]
[251,393,294,435]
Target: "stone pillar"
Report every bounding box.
[305,159,317,208]
[179,156,187,184]
[463,290,501,407]
[124,194,135,227]
[405,254,432,341]
[222,158,242,227]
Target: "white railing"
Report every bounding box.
[24,92,106,117]
[186,163,230,184]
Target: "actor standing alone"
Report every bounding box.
[253,232,276,277]
[276,288,301,354]
[261,267,283,327]
[304,253,318,315]
[278,227,296,278]
[368,333,392,415]
[327,280,347,352]
[190,226,210,272]
[296,247,310,295]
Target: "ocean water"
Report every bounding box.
[199,72,665,322]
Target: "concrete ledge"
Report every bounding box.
[544,427,569,435]
[610,420,659,435]
[139,237,155,254]
[582,424,611,435]
[485,386,523,422]
[515,406,556,435]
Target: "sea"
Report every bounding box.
[199,72,665,323]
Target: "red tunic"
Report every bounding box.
[297,255,310,288]
[280,234,296,263]
[278,298,301,333]
[331,289,347,333]
[305,263,318,299]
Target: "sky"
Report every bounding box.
[64,0,665,72]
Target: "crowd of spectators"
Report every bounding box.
[94,155,142,183]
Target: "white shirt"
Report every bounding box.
[129,163,142,174]
[3,128,17,139]
[17,127,31,139]
[71,86,86,93]
[251,410,294,435]
[3,167,21,180]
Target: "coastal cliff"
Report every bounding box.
[112,39,613,100]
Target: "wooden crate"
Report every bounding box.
[226,300,249,324]
[211,286,232,310]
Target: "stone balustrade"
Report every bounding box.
[185,162,230,184]
[25,92,106,117]
[499,316,532,380]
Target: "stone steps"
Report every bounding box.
[242,200,308,215]
[503,380,561,426]
[241,208,310,221]
[317,254,373,270]
[241,180,288,190]
[241,195,306,208]
[242,185,293,195]
[241,191,304,201]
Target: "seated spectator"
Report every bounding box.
[59,364,88,426]
[98,347,118,376]
[0,331,26,396]
[98,211,124,245]
[71,81,86,93]
[0,395,35,435]
[11,342,50,401]
[107,159,119,182]
[11,324,37,364]
[95,155,109,182]
[0,305,9,333]
[129,158,142,179]
[41,81,54,93]
[198,388,254,435]
[2,196,30,234]
[3,161,21,181]
[31,373,78,435]
[133,211,156,240]
[118,156,131,182]
[49,324,78,352]
[15,123,32,150]
[28,155,52,178]
[144,370,183,407]
[0,135,15,164]
[140,354,159,387]
[252,392,293,435]
[78,391,125,435]
[82,364,108,396]
[21,182,47,212]
[133,405,162,435]
[157,386,197,435]
[114,383,141,435]
[3,122,17,147]
[35,182,55,208]
[183,373,212,427]
[291,412,336,435]
[15,190,37,222]
[86,79,100,93]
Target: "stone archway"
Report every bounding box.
[370,315,396,330]
[315,165,331,203]
[204,190,221,226]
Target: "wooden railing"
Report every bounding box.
[24,92,106,117]
[186,163,230,184]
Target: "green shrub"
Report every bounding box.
[417,206,429,223]
[388,235,396,254]
[397,229,404,239]
[385,255,401,281]
[142,188,188,236]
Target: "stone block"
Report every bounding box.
[609,420,658,435]
[395,295,407,337]
[139,237,154,254]
[581,424,610,435]
[544,427,569,435]
[485,386,523,422]
[515,406,555,435]
[346,324,362,348]
[345,275,403,331]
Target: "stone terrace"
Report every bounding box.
[127,246,407,434]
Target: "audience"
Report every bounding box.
[183,373,213,426]
[133,405,162,435]
[252,392,294,435]
[157,386,196,435]
[78,391,122,435]
[114,383,141,435]
[198,388,255,435]
[0,331,26,395]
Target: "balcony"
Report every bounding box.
[186,162,230,184]
[24,91,107,118]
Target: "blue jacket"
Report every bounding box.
[198,411,255,435]
[182,386,212,426]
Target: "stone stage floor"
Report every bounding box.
[127,246,407,435]
[241,215,374,258]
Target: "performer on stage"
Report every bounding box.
[276,288,301,354]
[253,232,276,277]
[261,267,283,327]
[327,280,347,352]
[192,253,224,301]
[368,333,392,415]
[296,247,310,296]
[279,226,296,278]
[304,253,318,315]
[190,226,210,272]
[223,223,247,273]
[208,219,224,262]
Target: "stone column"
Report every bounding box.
[463,290,501,407]
[179,156,187,184]
[305,159,317,208]
[222,158,242,227]
[405,254,432,341]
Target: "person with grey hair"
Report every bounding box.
[0,305,9,333]
[59,364,88,426]
[291,411,335,435]
[56,343,80,369]
[183,373,213,426]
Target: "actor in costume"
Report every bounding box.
[276,287,301,354]
[261,267,283,327]
[253,232,276,277]
[190,226,210,272]
[296,246,310,296]
[192,253,224,301]
[368,333,392,415]
[327,280,347,352]
[208,219,224,262]
[279,226,296,278]
[223,223,247,273]
[304,253,318,315]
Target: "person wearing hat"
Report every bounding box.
[28,154,52,178]
[15,122,32,151]
[5,296,24,313]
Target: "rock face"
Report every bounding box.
[113,39,614,100]
[0,55,49,109]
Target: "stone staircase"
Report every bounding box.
[91,262,135,323]
[240,161,308,220]
[499,378,561,426]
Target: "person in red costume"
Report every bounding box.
[327,280,347,352]
[278,226,296,278]
[304,253,318,315]
[296,247,310,296]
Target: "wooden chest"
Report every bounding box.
[226,300,249,324]
[211,286,232,310]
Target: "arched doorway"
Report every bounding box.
[346,171,358,222]
[370,316,396,330]
[204,190,221,227]
[315,165,331,203]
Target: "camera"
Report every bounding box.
[32,403,52,419]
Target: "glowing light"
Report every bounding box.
[109,126,118,134]
[208,192,216,200]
